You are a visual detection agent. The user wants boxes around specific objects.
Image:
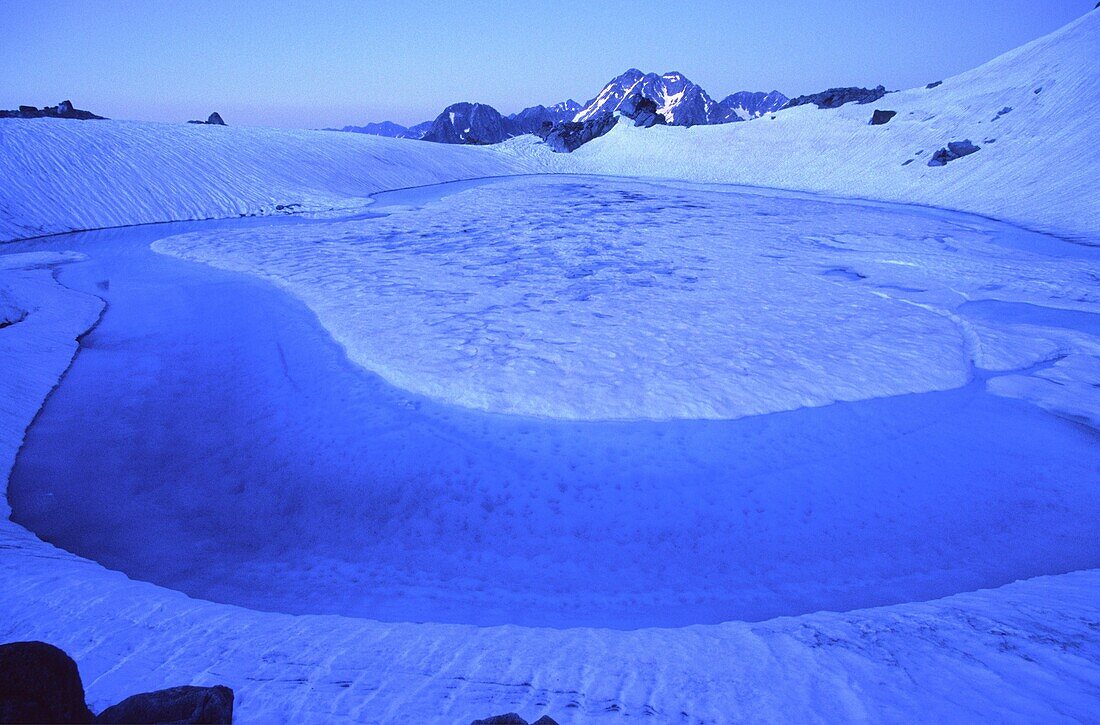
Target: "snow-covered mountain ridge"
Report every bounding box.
[536,8,1100,242]
[573,69,787,126]
[340,71,786,142]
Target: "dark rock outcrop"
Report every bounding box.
[784,85,887,110]
[927,140,981,167]
[0,100,105,120]
[188,112,226,126]
[0,641,94,724]
[619,94,666,128]
[95,685,233,724]
[536,112,618,153]
[422,102,508,144]
[470,714,529,725]
[470,714,557,725]
[0,641,235,725]
[926,80,943,89]
[869,109,897,125]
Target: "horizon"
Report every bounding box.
[0,0,1093,129]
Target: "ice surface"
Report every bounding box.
[0,240,1096,715]
[155,176,1100,422]
[7,180,1099,637]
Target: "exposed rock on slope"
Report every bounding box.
[0,100,104,120]
[785,85,887,109]
[927,140,981,166]
[870,109,897,125]
[619,94,666,127]
[536,112,618,152]
[188,112,226,126]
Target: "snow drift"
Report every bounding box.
[0,120,531,241]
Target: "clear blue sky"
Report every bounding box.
[0,0,1091,129]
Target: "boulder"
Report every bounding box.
[927,139,981,167]
[470,714,528,725]
[189,112,227,126]
[0,641,94,724]
[95,685,233,724]
[869,109,897,125]
[784,85,886,109]
[536,112,618,153]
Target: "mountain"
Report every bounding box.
[715,91,789,121]
[337,121,412,138]
[334,120,435,139]
[334,73,786,145]
[574,70,724,126]
[421,102,509,144]
[505,100,582,136]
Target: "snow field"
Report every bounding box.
[155,176,1100,423]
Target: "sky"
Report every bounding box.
[0,0,1091,129]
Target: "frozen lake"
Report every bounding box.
[7,176,1100,629]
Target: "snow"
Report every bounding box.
[7,208,1097,639]
[0,7,1099,724]
[524,10,1100,243]
[0,119,532,242]
[153,175,1100,422]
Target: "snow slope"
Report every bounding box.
[0,119,531,241]
[533,10,1100,243]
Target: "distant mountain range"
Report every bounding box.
[329,70,788,145]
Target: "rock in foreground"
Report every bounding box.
[0,640,233,724]
[0,641,94,724]
[95,685,233,724]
